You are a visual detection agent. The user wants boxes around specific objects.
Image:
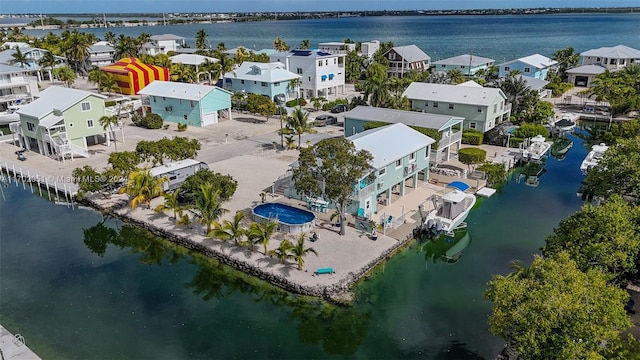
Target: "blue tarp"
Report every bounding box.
[447,181,470,192]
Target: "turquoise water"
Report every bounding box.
[253,202,315,224]
[0,133,588,359]
[22,14,640,61]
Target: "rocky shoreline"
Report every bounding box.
[84,194,417,306]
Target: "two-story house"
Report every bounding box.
[87,41,116,68]
[141,34,186,56]
[579,44,640,71]
[402,81,511,133]
[432,54,494,76]
[0,45,67,81]
[0,64,39,114]
[498,54,558,79]
[10,86,108,161]
[169,53,219,82]
[269,49,345,99]
[283,123,435,220]
[137,81,232,127]
[383,45,430,77]
[343,106,463,164]
[360,40,380,58]
[224,61,301,103]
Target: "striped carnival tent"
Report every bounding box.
[100,58,169,95]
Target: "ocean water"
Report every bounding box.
[0,133,588,359]
[21,13,640,61]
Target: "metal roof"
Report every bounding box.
[150,34,185,41]
[387,45,431,62]
[18,86,106,119]
[515,75,549,91]
[433,54,494,66]
[89,44,114,53]
[225,61,300,83]
[345,106,463,131]
[169,53,219,66]
[566,64,607,75]
[0,63,30,74]
[581,45,640,59]
[403,81,506,106]
[348,123,435,169]
[150,159,204,177]
[138,80,231,101]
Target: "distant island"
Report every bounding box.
[1,7,639,30]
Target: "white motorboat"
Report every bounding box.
[0,104,22,125]
[580,143,609,175]
[522,134,551,161]
[421,189,476,236]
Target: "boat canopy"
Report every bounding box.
[443,189,467,203]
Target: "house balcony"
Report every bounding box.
[351,181,377,200]
[89,54,115,61]
[438,131,462,151]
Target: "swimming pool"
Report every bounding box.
[252,203,316,233]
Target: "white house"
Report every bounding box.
[87,41,116,68]
[579,45,640,71]
[432,54,495,76]
[566,65,607,87]
[142,34,186,56]
[0,64,39,113]
[269,49,345,99]
[318,42,356,55]
[360,40,380,58]
[498,54,558,79]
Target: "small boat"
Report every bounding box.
[580,143,609,175]
[550,137,573,160]
[554,118,576,132]
[0,104,23,125]
[421,185,476,237]
[522,134,551,161]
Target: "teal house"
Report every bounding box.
[138,81,232,127]
[224,61,300,103]
[498,54,558,80]
[343,106,463,164]
[11,86,108,161]
[283,123,435,220]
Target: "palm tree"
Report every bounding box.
[288,77,302,100]
[101,73,120,97]
[299,39,310,49]
[62,30,92,74]
[287,106,314,148]
[446,69,466,84]
[170,63,196,83]
[119,169,167,209]
[154,191,182,221]
[499,75,529,114]
[273,37,289,52]
[38,51,58,83]
[52,66,76,87]
[195,183,228,235]
[114,35,138,59]
[99,115,120,151]
[103,31,116,45]
[268,239,294,264]
[10,47,29,68]
[552,46,580,81]
[154,53,172,68]
[195,29,208,50]
[235,47,250,65]
[198,59,221,84]
[361,63,390,107]
[248,220,278,255]
[289,233,318,270]
[208,211,247,245]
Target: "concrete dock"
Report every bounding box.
[0,325,41,360]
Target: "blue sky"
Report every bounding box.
[1,1,638,14]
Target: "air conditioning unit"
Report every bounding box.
[165,106,172,112]
[404,166,410,175]
[412,163,418,172]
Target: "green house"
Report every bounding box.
[11,86,108,161]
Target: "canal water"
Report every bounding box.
[0,134,588,359]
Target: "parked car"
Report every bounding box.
[313,114,338,127]
[330,104,349,113]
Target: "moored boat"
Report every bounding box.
[419,182,476,237]
[522,134,551,161]
[580,143,609,175]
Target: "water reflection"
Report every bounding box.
[419,229,472,264]
[82,217,372,356]
[550,136,573,161]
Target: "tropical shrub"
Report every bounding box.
[321,99,349,111]
[513,123,549,139]
[177,122,188,132]
[285,98,307,107]
[138,113,163,129]
[461,130,483,145]
[458,147,486,170]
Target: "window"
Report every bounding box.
[325,59,328,65]
[524,67,531,73]
[274,82,280,86]
[81,102,91,111]
[460,65,465,69]
[254,81,257,84]
[477,106,483,113]
[318,60,322,67]
[433,102,438,108]
[190,101,195,108]
[425,147,429,158]
[162,97,166,100]
[152,96,156,103]
[395,159,402,168]
[261,82,267,87]
[26,122,35,132]
[494,104,497,112]
[620,59,625,65]
[241,80,245,84]
[440,64,446,68]
[334,58,337,64]
[179,99,182,104]
[469,122,477,129]
[609,58,616,65]
[308,76,311,81]
[504,66,510,72]
[86,119,94,128]
[183,115,188,120]
[596,57,601,62]
[296,68,302,74]
[409,152,416,162]
[378,168,386,176]
[389,52,396,60]
[448,103,454,110]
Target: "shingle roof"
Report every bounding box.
[402,81,506,106]
[348,123,435,169]
[566,64,607,75]
[581,45,640,59]
[225,61,300,83]
[138,80,231,101]
[433,54,494,66]
[387,45,430,62]
[18,86,106,119]
[345,106,463,131]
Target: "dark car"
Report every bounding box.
[330,104,349,113]
[314,114,338,127]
